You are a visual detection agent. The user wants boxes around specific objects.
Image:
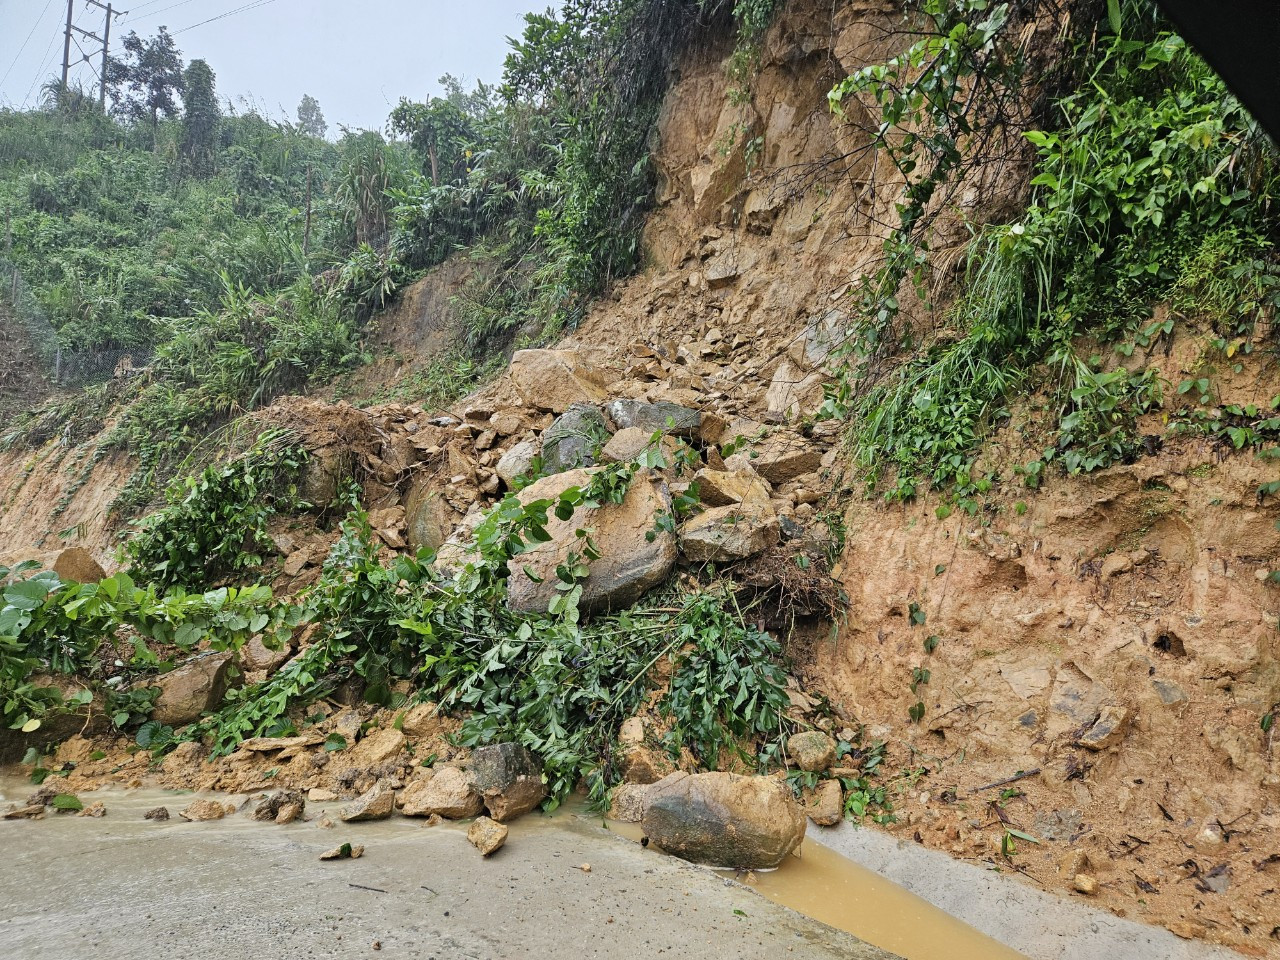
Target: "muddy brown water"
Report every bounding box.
[1,776,1023,960]
[597,813,1025,960]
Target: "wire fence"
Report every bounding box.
[0,257,153,391]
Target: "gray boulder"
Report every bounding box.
[642,771,806,869]
[541,404,611,474]
[605,399,700,439]
[505,469,677,616]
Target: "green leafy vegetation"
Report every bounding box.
[122,429,309,590]
[822,0,1278,502]
[0,560,287,734]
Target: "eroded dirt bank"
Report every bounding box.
[1,0,1276,956]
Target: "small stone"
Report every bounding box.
[308,788,338,803]
[618,717,645,745]
[1059,849,1089,878]
[807,780,843,827]
[1073,874,1098,895]
[577,863,591,873]
[1074,705,1128,751]
[319,842,364,861]
[787,731,837,772]
[466,816,509,856]
[143,806,170,821]
[77,801,107,818]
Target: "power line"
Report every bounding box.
[21,26,64,108]
[172,0,281,35]
[124,0,202,25]
[1,0,56,90]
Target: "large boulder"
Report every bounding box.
[604,399,700,439]
[151,652,235,727]
[399,767,484,819]
[469,743,545,822]
[340,783,395,822]
[642,771,806,870]
[52,548,105,584]
[678,504,779,564]
[505,469,677,616]
[510,350,610,413]
[541,404,611,474]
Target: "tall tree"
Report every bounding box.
[106,28,185,137]
[180,60,218,176]
[296,94,327,138]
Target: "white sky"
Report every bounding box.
[0,0,541,131]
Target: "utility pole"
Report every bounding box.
[61,0,124,111]
[60,0,73,98]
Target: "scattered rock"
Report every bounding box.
[151,652,235,727]
[807,780,843,827]
[403,477,453,553]
[1073,873,1098,895]
[308,788,338,803]
[749,438,823,485]
[618,717,645,745]
[466,816,509,856]
[788,731,837,772]
[241,634,293,675]
[52,547,105,583]
[399,767,483,819]
[1059,849,1089,878]
[398,702,444,739]
[678,504,779,564]
[252,790,306,823]
[179,799,226,822]
[469,743,545,822]
[604,399,700,438]
[505,469,677,616]
[642,771,806,870]
[77,801,107,818]
[510,349,610,413]
[495,439,539,487]
[1152,679,1187,705]
[3,805,45,820]
[601,427,678,465]
[1169,921,1207,941]
[620,745,675,785]
[143,806,170,821]
[319,842,364,861]
[339,784,395,822]
[541,404,611,474]
[693,468,771,508]
[1074,705,1128,751]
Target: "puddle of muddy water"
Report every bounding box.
[1,776,1023,960]
[582,807,1026,960]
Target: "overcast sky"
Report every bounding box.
[1,0,541,131]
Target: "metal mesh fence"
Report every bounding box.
[0,257,152,390]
